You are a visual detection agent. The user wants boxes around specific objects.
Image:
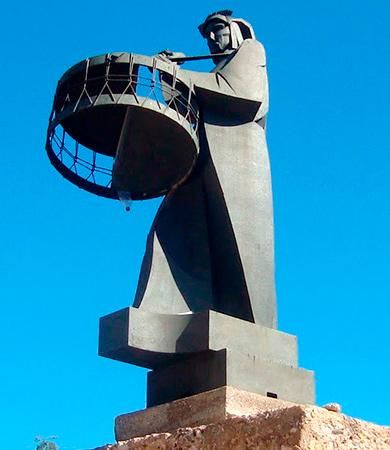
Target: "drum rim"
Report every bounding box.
[53,50,199,156]
[58,52,192,89]
[46,105,199,200]
[50,95,199,153]
[46,52,199,200]
[46,132,119,199]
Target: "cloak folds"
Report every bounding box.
[133,39,276,328]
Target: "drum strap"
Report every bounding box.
[152,58,157,85]
[74,58,92,112]
[172,64,177,92]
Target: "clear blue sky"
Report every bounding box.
[1,1,389,449]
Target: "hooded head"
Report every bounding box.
[198,10,255,54]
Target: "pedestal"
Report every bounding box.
[94,387,390,449]
[115,386,298,441]
[99,308,314,407]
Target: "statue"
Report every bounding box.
[133,10,276,327]
[46,9,314,410]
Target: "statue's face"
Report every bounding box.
[204,20,231,54]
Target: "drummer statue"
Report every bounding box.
[47,9,314,409]
[133,10,275,327]
[103,10,313,407]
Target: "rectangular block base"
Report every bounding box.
[99,308,298,368]
[147,348,314,407]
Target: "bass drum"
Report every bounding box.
[46,52,199,200]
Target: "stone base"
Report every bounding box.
[115,386,296,441]
[95,387,390,450]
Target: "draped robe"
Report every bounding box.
[133,39,276,328]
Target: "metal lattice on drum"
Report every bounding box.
[46,52,199,200]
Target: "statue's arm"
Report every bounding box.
[179,40,267,106]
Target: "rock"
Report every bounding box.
[322,403,342,413]
[93,388,390,450]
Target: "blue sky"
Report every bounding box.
[1,1,389,449]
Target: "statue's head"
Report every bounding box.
[198,10,255,56]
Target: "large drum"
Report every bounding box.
[46,53,199,200]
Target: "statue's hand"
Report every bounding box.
[157,49,186,65]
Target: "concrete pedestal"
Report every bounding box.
[99,308,314,406]
[148,349,314,407]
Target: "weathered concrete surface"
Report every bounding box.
[99,308,298,369]
[100,309,314,407]
[99,309,313,407]
[116,387,295,441]
[133,24,276,329]
[147,349,314,407]
[94,388,390,450]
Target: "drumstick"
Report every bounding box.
[169,51,234,63]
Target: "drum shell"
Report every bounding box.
[48,53,199,200]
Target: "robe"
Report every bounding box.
[133,39,276,328]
